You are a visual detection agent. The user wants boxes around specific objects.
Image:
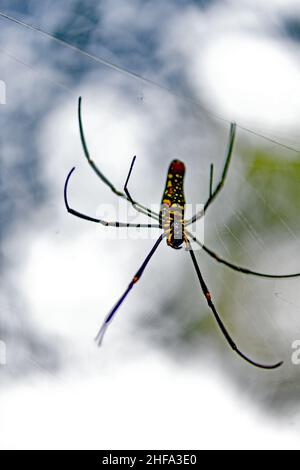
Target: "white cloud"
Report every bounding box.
[1,356,300,450]
[199,34,300,129]
[162,1,300,134]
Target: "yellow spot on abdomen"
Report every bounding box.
[162,199,171,206]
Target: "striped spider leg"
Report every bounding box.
[78,96,160,223]
[95,234,165,345]
[186,230,300,279]
[185,122,236,227]
[64,166,160,229]
[184,238,283,370]
[184,120,300,279]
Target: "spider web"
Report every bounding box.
[1,0,300,447]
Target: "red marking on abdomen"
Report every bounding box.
[169,160,185,175]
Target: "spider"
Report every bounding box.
[64,97,300,370]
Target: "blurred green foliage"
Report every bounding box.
[244,149,300,232]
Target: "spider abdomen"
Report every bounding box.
[160,160,186,249]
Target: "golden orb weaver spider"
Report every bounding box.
[64,97,300,370]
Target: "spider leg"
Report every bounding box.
[124,155,137,204]
[64,167,161,228]
[187,231,300,279]
[187,240,283,370]
[78,96,160,222]
[95,234,165,345]
[123,155,160,221]
[209,163,214,198]
[186,122,236,226]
